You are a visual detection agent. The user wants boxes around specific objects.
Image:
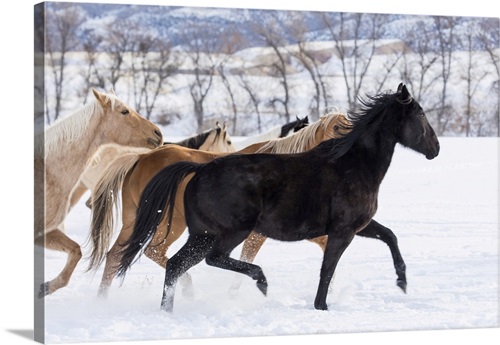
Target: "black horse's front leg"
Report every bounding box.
[356,219,407,292]
[314,234,354,310]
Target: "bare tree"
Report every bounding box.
[322,12,386,109]
[288,11,330,120]
[102,19,138,91]
[398,18,441,130]
[433,16,458,135]
[182,21,222,132]
[80,29,105,104]
[252,12,293,122]
[477,19,500,136]
[129,35,177,120]
[217,28,244,133]
[463,29,488,136]
[238,74,263,134]
[46,3,85,122]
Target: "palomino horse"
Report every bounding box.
[89,111,407,299]
[118,84,439,312]
[35,88,163,298]
[233,115,309,150]
[69,122,234,209]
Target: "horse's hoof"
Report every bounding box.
[314,302,328,311]
[160,303,174,313]
[38,282,49,298]
[256,281,267,296]
[397,279,407,293]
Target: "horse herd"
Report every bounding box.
[35,84,440,312]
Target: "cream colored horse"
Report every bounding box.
[35,89,163,297]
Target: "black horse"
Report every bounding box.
[279,115,309,137]
[119,83,440,312]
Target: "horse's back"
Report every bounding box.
[184,152,330,240]
[127,145,226,203]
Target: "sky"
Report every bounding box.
[0,1,498,345]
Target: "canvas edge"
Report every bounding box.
[34,2,46,344]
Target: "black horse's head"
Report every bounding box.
[395,83,440,160]
[280,116,309,137]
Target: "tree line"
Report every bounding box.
[40,3,499,136]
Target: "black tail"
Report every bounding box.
[117,161,203,278]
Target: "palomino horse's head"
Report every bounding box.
[394,83,440,160]
[199,122,236,153]
[92,89,163,149]
[318,112,353,142]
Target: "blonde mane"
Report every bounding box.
[35,93,118,158]
[256,111,346,154]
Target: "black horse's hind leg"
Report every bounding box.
[314,234,354,311]
[356,219,407,292]
[205,232,268,296]
[161,234,216,312]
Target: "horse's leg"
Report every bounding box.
[97,229,129,298]
[36,229,82,297]
[161,234,216,312]
[239,231,269,262]
[206,231,268,296]
[229,231,268,295]
[144,240,194,299]
[314,234,354,311]
[355,219,407,292]
[308,235,327,251]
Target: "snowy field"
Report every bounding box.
[41,137,499,344]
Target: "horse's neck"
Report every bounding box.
[335,130,397,187]
[46,117,108,191]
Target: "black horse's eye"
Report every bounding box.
[121,109,129,115]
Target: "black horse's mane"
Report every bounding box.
[315,90,407,160]
[165,127,222,149]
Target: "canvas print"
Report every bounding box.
[34,1,499,344]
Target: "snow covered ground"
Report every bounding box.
[40,137,499,344]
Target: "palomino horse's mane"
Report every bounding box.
[256,111,347,154]
[35,93,118,158]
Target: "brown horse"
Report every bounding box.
[35,88,163,298]
[69,122,234,209]
[88,112,404,298]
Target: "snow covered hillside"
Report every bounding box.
[41,137,498,344]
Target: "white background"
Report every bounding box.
[0,1,498,345]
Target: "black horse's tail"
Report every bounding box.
[117,161,203,278]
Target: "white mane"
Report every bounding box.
[256,111,346,154]
[35,94,117,158]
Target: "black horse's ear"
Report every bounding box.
[401,84,411,101]
[397,83,404,93]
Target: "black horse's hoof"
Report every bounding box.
[256,280,267,296]
[38,282,49,298]
[397,279,407,293]
[314,302,328,311]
